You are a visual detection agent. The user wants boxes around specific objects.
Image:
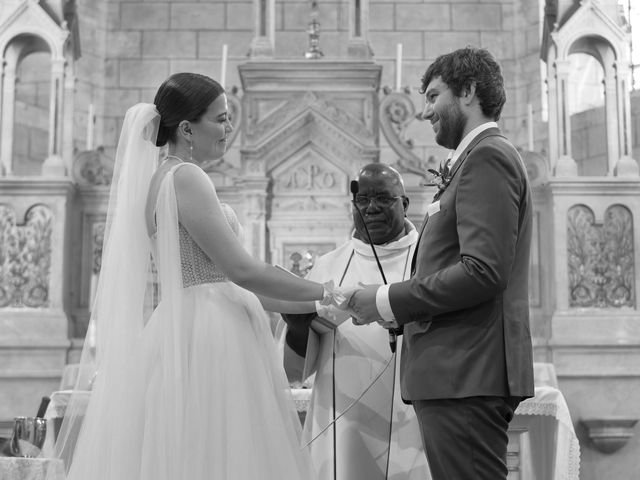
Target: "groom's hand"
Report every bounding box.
[281,312,316,357]
[348,284,384,325]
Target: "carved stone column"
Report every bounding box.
[347,0,373,59]
[552,59,577,176]
[42,58,66,176]
[614,60,639,176]
[62,64,76,175]
[0,62,16,175]
[248,0,274,58]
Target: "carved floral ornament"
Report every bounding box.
[92,222,105,275]
[0,204,53,308]
[72,148,114,186]
[567,204,635,308]
[379,88,436,180]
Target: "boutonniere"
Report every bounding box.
[424,161,453,193]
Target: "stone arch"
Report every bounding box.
[0,0,76,176]
[3,33,52,175]
[544,0,638,177]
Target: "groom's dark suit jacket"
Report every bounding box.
[389,127,534,402]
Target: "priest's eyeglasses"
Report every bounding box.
[354,195,403,208]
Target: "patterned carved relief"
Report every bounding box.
[91,222,105,275]
[567,204,635,308]
[256,113,367,174]
[250,97,303,139]
[0,204,53,308]
[72,148,115,186]
[380,88,435,180]
[274,196,345,212]
[249,92,372,143]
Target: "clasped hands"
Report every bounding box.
[321,281,399,329]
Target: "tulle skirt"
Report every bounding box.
[68,282,314,480]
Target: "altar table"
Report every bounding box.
[293,362,581,480]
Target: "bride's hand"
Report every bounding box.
[320,280,361,310]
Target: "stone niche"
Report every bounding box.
[237,61,382,271]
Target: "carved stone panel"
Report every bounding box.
[247,91,374,145]
[567,204,635,308]
[272,150,346,196]
[0,204,53,308]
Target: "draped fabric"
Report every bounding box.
[51,103,160,480]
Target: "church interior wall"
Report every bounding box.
[1,0,640,477]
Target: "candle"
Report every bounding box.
[221,44,228,89]
[86,103,94,151]
[527,103,534,151]
[396,43,403,91]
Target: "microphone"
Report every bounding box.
[350,180,399,353]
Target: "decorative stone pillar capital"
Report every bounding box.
[51,58,66,76]
[42,154,67,177]
[614,156,640,177]
[554,59,572,78]
[554,155,578,176]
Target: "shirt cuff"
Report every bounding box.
[376,285,395,322]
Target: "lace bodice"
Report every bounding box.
[177,203,242,288]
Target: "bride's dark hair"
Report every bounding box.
[153,72,224,147]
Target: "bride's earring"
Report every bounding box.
[184,124,194,162]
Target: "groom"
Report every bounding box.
[347,47,534,480]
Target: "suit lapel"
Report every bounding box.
[447,127,503,180]
[411,128,504,275]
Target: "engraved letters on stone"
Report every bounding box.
[276,155,341,194]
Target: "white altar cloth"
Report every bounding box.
[0,457,65,480]
[514,385,581,480]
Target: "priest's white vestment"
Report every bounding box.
[284,222,431,480]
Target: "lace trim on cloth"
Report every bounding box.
[515,386,581,480]
[0,458,65,480]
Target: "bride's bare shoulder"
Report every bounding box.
[173,163,216,198]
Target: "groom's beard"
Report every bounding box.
[435,99,466,150]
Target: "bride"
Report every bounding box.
[53,72,339,479]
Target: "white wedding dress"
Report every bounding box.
[140,163,313,479]
[61,162,314,480]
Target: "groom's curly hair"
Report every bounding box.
[154,72,224,147]
[420,46,506,121]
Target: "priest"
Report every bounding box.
[281,163,431,480]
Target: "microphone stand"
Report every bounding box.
[349,180,401,354]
